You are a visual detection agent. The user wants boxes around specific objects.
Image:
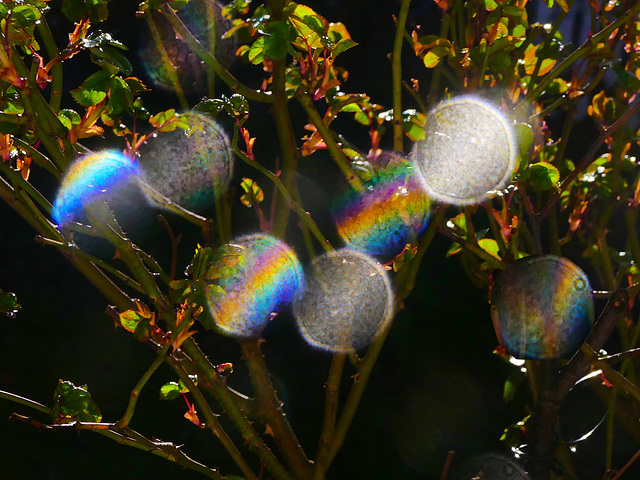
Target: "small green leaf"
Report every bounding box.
[90,46,133,75]
[119,310,145,333]
[51,380,102,423]
[62,0,110,23]
[478,238,501,260]
[0,291,20,318]
[528,162,560,191]
[240,177,264,206]
[159,382,182,401]
[248,37,266,64]
[70,70,112,106]
[11,5,42,28]
[515,123,534,158]
[262,21,293,61]
[109,76,133,115]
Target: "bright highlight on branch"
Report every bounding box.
[294,249,394,353]
[491,255,595,359]
[138,112,233,212]
[52,150,141,226]
[412,95,517,205]
[206,234,304,338]
[333,151,431,259]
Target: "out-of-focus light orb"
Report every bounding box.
[294,249,394,352]
[206,234,304,338]
[139,111,233,212]
[412,95,517,205]
[451,454,529,480]
[139,0,236,95]
[491,255,594,359]
[52,150,141,226]
[332,151,431,259]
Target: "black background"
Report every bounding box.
[1,1,638,479]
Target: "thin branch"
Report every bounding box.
[232,128,331,251]
[392,0,412,152]
[295,92,365,192]
[180,339,295,480]
[313,353,346,480]
[117,344,171,429]
[172,360,259,480]
[162,4,273,103]
[240,339,312,480]
[525,0,640,103]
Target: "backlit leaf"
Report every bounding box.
[51,380,102,423]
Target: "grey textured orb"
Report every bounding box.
[413,95,517,205]
[294,249,394,352]
[138,111,233,212]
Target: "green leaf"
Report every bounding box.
[58,109,82,129]
[11,5,42,28]
[149,109,178,129]
[262,21,293,61]
[515,123,534,158]
[0,291,20,318]
[51,380,102,423]
[483,0,498,11]
[248,36,266,64]
[478,238,501,260]
[119,310,145,333]
[109,76,133,115]
[70,70,113,106]
[503,371,524,403]
[159,382,182,401]
[528,162,560,190]
[125,77,149,95]
[90,46,133,75]
[240,177,264,206]
[62,0,110,23]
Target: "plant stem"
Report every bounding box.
[146,12,189,111]
[240,339,312,480]
[0,390,50,416]
[313,353,346,480]
[117,344,171,429]
[295,92,365,192]
[1,391,222,479]
[232,128,332,251]
[181,339,294,480]
[35,235,144,293]
[162,5,273,103]
[173,361,259,480]
[525,0,640,103]
[392,0,411,153]
[267,0,300,238]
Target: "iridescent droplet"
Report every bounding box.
[139,112,233,212]
[52,150,141,226]
[206,234,303,338]
[332,152,431,259]
[294,249,394,352]
[491,255,594,359]
[139,0,237,95]
[412,95,517,205]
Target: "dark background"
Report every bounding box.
[1,0,638,479]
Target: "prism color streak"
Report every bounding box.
[139,112,233,212]
[333,153,431,259]
[294,249,394,353]
[491,255,594,359]
[413,95,517,205]
[206,234,303,338]
[52,151,141,226]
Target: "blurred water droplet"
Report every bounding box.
[412,95,517,205]
[294,249,394,352]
